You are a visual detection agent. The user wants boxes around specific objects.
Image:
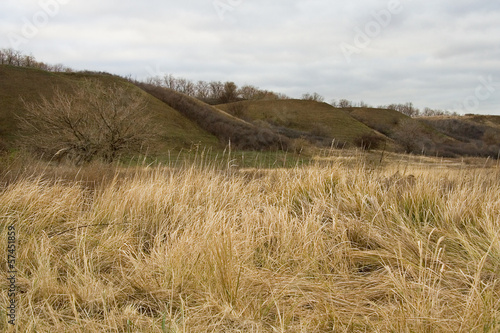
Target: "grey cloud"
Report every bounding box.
[1,0,499,114]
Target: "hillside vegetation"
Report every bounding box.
[0,65,218,154]
[420,115,500,157]
[2,52,500,332]
[137,83,289,151]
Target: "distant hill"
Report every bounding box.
[419,115,500,157]
[137,83,290,151]
[216,100,385,148]
[348,107,409,136]
[348,107,460,152]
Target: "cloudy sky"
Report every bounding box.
[2,0,500,114]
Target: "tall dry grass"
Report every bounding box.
[1,155,500,332]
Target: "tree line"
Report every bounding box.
[144,74,290,105]
[0,48,72,73]
[330,99,460,117]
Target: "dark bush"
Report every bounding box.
[420,118,486,142]
[354,134,385,150]
[226,102,246,118]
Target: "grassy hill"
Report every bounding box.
[137,83,289,151]
[0,65,218,154]
[348,107,409,136]
[347,107,468,155]
[420,114,500,141]
[349,107,453,141]
[216,100,384,148]
[419,115,500,157]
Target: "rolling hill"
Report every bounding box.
[419,115,500,157]
[0,65,218,153]
[348,107,409,136]
[216,100,386,148]
[136,83,289,151]
[348,107,459,152]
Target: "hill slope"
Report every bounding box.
[0,65,218,153]
[348,107,409,136]
[216,100,384,147]
[419,115,500,156]
[137,83,289,151]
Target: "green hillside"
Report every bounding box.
[348,107,409,135]
[216,100,382,147]
[0,65,218,153]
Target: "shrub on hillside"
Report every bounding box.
[354,134,385,150]
[18,79,156,164]
[391,119,430,153]
[310,123,332,138]
[226,102,246,118]
[482,128,500,146]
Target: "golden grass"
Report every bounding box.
[1,154,500,332]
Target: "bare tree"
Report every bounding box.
[176,78,196,96]
[195,80,210,99]
[338,99,353,108]
[239,84,260,100]
[385,102,420,117]
[163,74,178,90]
[220,81,239,103]
[22,54,36,67]
[302,92,324,102]
[19,79,155,164]
[0,49,6,64]
[209,81,224,101]
[3,48,18,65]
[392,119,431,153]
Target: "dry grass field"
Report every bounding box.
[1,152,500,332]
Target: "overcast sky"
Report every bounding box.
[2,0,500,114]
